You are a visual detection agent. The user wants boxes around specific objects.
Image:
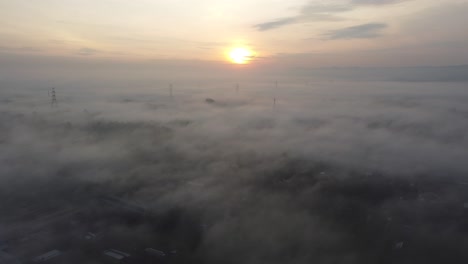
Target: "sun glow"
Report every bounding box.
[228,47,254,64]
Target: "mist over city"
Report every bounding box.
[1,0,468,263]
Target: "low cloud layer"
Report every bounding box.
[1,78,468,263]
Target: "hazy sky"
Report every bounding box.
[1,0,468,67]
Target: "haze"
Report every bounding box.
[1,1,468,264]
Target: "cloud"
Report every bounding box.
[253,3,351,31]
[351,0,408,5]
[253,17,298,31]
[253,0,408,32]
[301,3,353,14]
[253,0,410,31]
[323,23,388,39]
[1,74,468,263]
[77,47,99,56]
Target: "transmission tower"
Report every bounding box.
[51,88,57,107]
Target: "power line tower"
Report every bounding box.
[235,83,239,93]
[51,88,57,107]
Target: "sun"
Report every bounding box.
[228,47,254,64]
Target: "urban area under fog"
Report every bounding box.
[2,77,468,263]
[2,0,468,263]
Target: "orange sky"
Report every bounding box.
[1,0,468,67]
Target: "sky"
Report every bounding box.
[2,2,468,262]
[1,0,468,68]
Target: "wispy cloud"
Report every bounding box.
[254,17,298,31]
[253,0,406,32]
[253,3,351,31]
[323,23,388,40]
[77,47,99,56]
[351,0,408,5]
